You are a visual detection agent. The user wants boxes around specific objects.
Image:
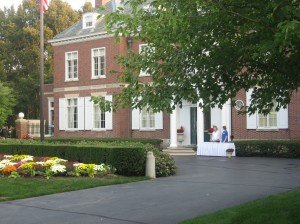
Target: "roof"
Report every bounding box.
[50,0,116,43]
[49,0,150,44]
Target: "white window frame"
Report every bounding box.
[258,105,278,129]
[139,44,151,77]
[82,13,97,29]
[91,47,106,79]
[65,51,78,81]
[48,98,54,127]
[92,101,106,130]
[66,98,78,130]
[140,107,155,130]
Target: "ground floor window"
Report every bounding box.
[67,98,78,129]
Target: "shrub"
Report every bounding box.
[235,140,300,158]
[0,142,177,177]
[43,138,163,148]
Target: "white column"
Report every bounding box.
[197,105,204,143]
[169,105,178,148]
[221,99,231,138]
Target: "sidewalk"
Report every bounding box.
[1,156,300,224]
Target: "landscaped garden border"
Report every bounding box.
[234,140,300,158]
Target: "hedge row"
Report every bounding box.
[235,140,300,158]
[0,144,146,176]
[43,138,163,148]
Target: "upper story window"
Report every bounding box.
[65,51,78,81]
[92,48,106,78]
[139,44,151,77]
[82,13,97,29]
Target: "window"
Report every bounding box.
[67,99,78,129]
[258,105,277,128]
[92,48,105,78]
[139,44,150,77]
[93,103,106,129]
[48,99,54,126]
[83,13,97,29]
[85,15,93,28]
[246,89,288,129]
[141,107,155,129]
[65,52,78,81]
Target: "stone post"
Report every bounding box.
[145,151,156,178]
[15,113,28,139]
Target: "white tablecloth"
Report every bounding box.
[197,142,236,157]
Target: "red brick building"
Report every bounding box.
[45,0,300,146]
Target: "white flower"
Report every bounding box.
[46,158,67,164]
[3,155,12,159]
[50,164,66,173]
[94,164,106,172]
[36,162,45,165]
[21,156,34,162]
[73,163,83,167]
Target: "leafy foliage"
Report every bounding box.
[0,82,15,127]
[104,0,300,114]
[235,140,300,158]
[0,0,80,123]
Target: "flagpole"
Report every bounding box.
[39,0,45,141]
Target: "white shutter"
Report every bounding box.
[246,89,257,129]
[105,95,113,130]
[85,97,93,130]
[132,108,140,130]
[278,106,288,129]
[155,111,163,129]
[59,98,66,130]
[77,97,85,130]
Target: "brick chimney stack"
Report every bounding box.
[95,0,110,7]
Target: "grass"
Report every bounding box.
[180,188,300,224]
[0,176,149,202]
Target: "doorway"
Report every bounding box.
[190,107,197,144]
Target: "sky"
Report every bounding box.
[0,0,94,10]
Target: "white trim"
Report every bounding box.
[139,44,151,77]
[82,13,98,29]
[48,98,54,127]
[90,92,107,97]
[65,51,79,82]
[91,47,106,79]
[49,32,112,46]
[64,94,79,98]
[53,83,122,93]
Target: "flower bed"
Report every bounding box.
[0,154,116,179]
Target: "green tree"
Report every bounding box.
[0,82,15,127]
[104,0,300,114]
[80,1,94,14]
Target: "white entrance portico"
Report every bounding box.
[169,100,233,156]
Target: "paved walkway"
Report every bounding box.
[1,156,300,224]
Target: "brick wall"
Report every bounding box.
[232,90,300,140]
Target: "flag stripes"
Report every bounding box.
[38,0,49,13]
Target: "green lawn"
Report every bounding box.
[0,176,149,202]
[181,188,300,224]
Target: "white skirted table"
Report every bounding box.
[197,142,236,157]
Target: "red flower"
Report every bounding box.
[208,128,214,133]
[177,126,184,133]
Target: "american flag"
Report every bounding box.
[38,0,49,13]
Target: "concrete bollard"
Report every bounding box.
[145,151,156,178]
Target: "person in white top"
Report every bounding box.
[211,125,220,142]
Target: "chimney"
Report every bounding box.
[95,0,110,7]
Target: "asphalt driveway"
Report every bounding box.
[1,156,300,224]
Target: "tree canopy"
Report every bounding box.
[0,0,80,123]
[0,82,15,127]
[104,0,300,114]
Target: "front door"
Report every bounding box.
[190,107,197,144]
[204,109,211,142]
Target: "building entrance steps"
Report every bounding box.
[163,147,196,155]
